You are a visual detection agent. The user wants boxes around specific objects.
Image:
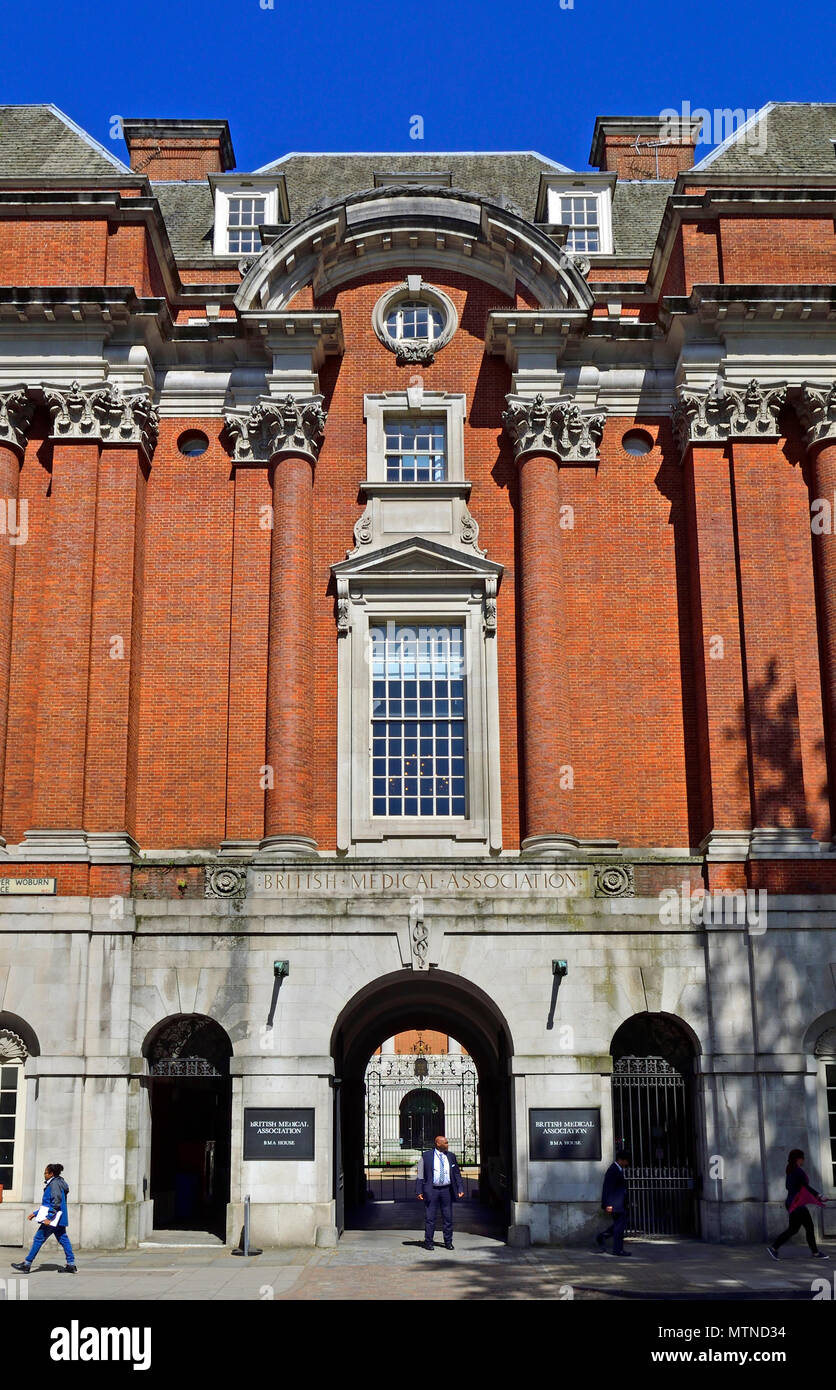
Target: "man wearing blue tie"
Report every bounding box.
[416,1134,465,1250]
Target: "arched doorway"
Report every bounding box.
[331,970,514,1237]
[399,1088,445,1151]
[143,1014,232,1239]
[610,1012,700,1236]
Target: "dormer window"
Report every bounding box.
[227,195,266,254]
[210,178,286,258]
[559,194,600,253]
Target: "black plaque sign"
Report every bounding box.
[243,1108,315,1160]
[529,1108,601,1161]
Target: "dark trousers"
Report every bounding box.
[425,1186,453,1245]
[601,1210,627,1254]
[772,1207,818,1253]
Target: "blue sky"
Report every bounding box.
[4,0,835,171]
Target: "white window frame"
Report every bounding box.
[338,590,500,852]
[212,184,280,258]
[545,181,614,255]
[0,1056,27,1202]
[364,391,466,484]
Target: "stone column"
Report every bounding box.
[0,387,35,850]
[226,394,327,858]
[799,383,836,843]
[503,393,604,856]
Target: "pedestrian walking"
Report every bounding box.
[767,1149,829,1261]
[596,1148,632,1256]
[11,1162,77,1274]
[416,1134,465,1250]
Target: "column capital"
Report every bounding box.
[502,392,604,464]
[798,382,836,451]
[0,385,35,456]
[224,393,327,466]
[43,380,159,461]
[672,378,786,457]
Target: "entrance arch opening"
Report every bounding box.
[331,970,514,1238]
[399,1088,445,1151]
[143,1014,232,1239]
[610,1011,700,1237]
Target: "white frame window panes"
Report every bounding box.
[226,195,267,255]
[385,300,445,344]
[384,418,447,482]
[560,194,600,253]
[0,1061,24,1197]
[371,623,467,818]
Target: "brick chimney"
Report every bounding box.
[589,116,702,180]
[122,119,235,180]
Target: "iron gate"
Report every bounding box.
[612,1055,699,1236]
[365,1056,479,1169]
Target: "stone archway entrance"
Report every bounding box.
[331,970,514,1238]
[143,1014,232,1240]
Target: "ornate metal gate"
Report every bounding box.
[612,1055,699,1237]
[365,1054,479,1167]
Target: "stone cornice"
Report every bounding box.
[672,378,787,455]
[798,382,836,450]
[502,392,605,464]
[0,385,35,456]
[43,380,159,460]
[224,393,328,465]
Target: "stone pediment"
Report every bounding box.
[333,535,502,581]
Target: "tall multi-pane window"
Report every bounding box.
[560,194,600,253]
[371,623,466,817]
[384,419,446,482]
[827,1063,836,1187]
[385,300,445,343]
[227,195,266,254]
[0,1062,22,1194]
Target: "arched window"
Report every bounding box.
[385,300,445,344]
[0,1029,29,1200]
[814,1026,836,1190]
[399,1089,445,1151]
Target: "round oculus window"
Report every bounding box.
[177,429,210,457]
[621,429,654,456]
[373,282,457,363]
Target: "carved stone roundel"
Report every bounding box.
[0,1029,28,1062]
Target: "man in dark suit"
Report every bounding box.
[416,1135,465,1250]
[596,1148,632,1256]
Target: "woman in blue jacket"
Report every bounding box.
[11,1162,77,1274]
[767,1149,828,1261]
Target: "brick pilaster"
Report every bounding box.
[0,387,34,843]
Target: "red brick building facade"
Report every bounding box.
[0,104,834,1249]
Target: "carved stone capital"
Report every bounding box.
[0,385,35,456]
[798,382,836,450]
[225,394,327,465]
[503,392,604,464]
[672,378,786,455]
[43,380,159,459]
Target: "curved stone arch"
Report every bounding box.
[141,1012,233,1076]
[0,1011,40,1058]
[803,1008,836,1056]
[235,186,595,315]
[610,1010,704,1071]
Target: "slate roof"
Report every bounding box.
[696,102,836,173]
[152,182,215,259]
[0,104,129,177]
[256,151,569,222]
[611,180,673,257]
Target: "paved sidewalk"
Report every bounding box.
[3,1231,832,1300]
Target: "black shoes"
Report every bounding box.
[422,1241,435,1250]
[10,1261,30,1273]
[614,1250,632,1257]
[766,1246,779,1261]
[595,1233,606,1249]
[444,1243,454,1250]
[57,1264,77,1273]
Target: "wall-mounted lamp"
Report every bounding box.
[553,959,568,978]
[274,960,290,978]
